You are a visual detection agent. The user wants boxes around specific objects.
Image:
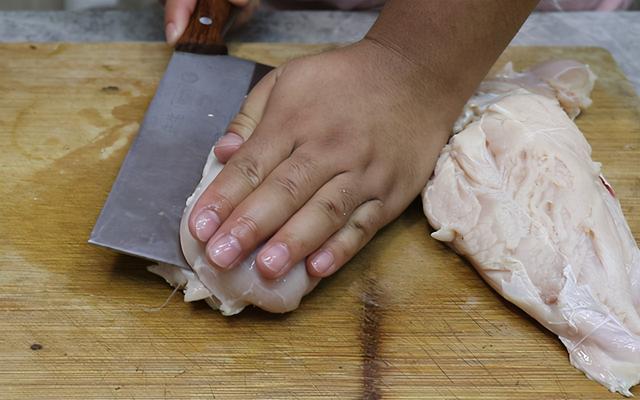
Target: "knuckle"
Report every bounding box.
[205,191,234,217]
[337,187,359,214]
[316,196,346,224]
[272,155,316,201]
[348,200,385,240]
[327,237,352,266]
[273,174,301,201]
[231,214,261,241]
[288,154,316,183]
[347,218,371,241]
[313,186,361,226]
[229,155,262,189]
[349,218,372,240]
[228,109,258,137]
[276,232,304,254]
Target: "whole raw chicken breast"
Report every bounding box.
[424,61,640,395]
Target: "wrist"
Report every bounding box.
[352,36,469,129]
[364,0,537,118]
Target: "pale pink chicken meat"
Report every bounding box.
[424,60,640,395]
[454,59,596,132]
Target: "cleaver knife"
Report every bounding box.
[89,0,271,268]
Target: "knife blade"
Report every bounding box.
[89,0,271,268]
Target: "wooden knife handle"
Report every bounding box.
[175,0,233,55]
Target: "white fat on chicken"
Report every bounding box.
[149,150,320,316]
[424,61,640,395]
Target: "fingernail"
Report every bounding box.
[165,22,179,45]
[260,243,290,275]
[310,250,334,275]
[215,133,244,148]
[194,210,220,242]
[207,234,241,269]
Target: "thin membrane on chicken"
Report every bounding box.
[454,59,597,132]
[424,61,640,395]
[149,150,320,315]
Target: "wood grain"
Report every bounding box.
[0,43,638,399]
[175,0,232,55]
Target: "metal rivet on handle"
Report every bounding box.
[199,16,213,26]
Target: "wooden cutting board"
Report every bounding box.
[1,43,638,399]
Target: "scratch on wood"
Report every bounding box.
[360,277,383,400]
[101,85,120,93]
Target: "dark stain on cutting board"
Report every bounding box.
[361,277,384,399]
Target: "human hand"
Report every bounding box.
[163,0,259,46]
[188,39,465,280]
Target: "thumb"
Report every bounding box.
[164,0,197,46]
[214,68,277,163]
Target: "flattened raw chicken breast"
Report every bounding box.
[149,150,320,316]
[424,61,640,395]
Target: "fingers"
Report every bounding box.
[188,68,279,244]
[307,199,387,278]
[300,165,423,278]
[214,69,277,163]
[202,150,338,270]
[164,0,197,45]
[255,175,364,278]
[188,132,292,244]
[213,133,244,163]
